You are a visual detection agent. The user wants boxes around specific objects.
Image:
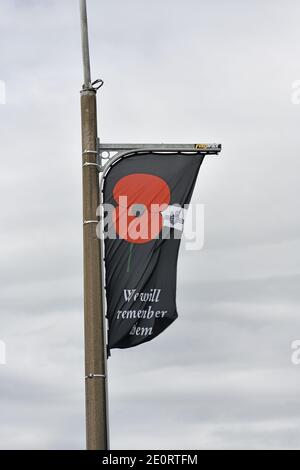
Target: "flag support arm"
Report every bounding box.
[98,143,222,180]
[100,142,221,156]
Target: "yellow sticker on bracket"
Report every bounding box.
[195,144,208,150]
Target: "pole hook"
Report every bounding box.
[92,79,104,91]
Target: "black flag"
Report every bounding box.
[103,153,204,352]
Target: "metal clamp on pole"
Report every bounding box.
[83,143,102,170]
[83,220,99,225]
[85,373,106,380]
[83,162,101,170]
[83,150,98,155]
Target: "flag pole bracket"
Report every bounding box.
[83,141,222,174]
[97,141,222,177]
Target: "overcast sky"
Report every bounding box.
[1,0,300,450]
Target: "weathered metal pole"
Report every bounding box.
[79,0,108,450]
